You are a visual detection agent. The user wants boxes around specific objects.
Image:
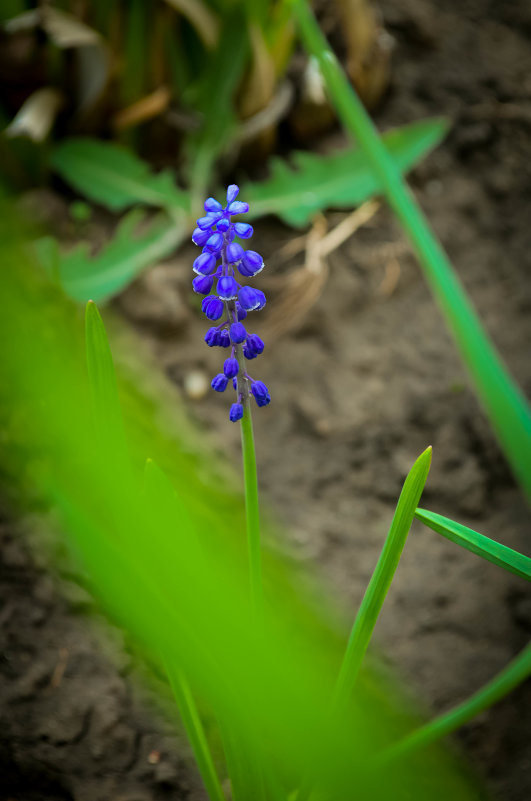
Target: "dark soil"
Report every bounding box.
[2,0,531,800]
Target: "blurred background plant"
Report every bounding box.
[0,0,391,196]
[1,0,432,305]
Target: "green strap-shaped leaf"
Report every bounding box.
[164,660,228,801]
[296,448,433,801]
[51,138,190,214]
[415,508,531,582]
[144,459,227,801]
[85,300,127,462]
[381,641,531,762]
[242,118,449,227]
[334,446,433,705]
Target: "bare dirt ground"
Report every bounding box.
[1,0,530,799]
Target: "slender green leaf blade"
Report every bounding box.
[243,118,449,227]
[415,508,531,582]
[51,138,190,213]
[164,661,227,801]
[382,642,531,761]
[334,446,433,705]
[85,300,125,453]
[54,210,185,303]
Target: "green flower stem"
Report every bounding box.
[228,294,263,619]
[164,660,227,801]
[290,0,531,502]
[380,641,531,762]
[240,400,263,618]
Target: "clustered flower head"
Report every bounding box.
[192,184,270,421]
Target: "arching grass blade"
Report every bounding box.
[334,446,432,706]
[415,508,531,582]
[381,641,531,762]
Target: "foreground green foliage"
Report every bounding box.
[3,216,531,800]
[0,225,491,801]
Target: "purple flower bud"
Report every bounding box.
[196,215,217,230]
[217,276,238,301]
[205,232,223,253]
[192,227,211,246]
[193,252,217,275]
[226,184,239,204]
[247,334,264,355]
[243,345,257,360]
[205,327,221,346]
[217,218,230,233]
[223,357,239,378]
[229,322,247,343]
[211,374,228,392]
[203,296,224,321]
[254,289,267,310]
[229,402,244,422]
[242,250,264,274]
[234,222,253,239]
[236,302,247,321]
[238,286,264,311]
[232,377,238,390]
[193,275,214,295]
[251,380,270,407]
[219,330,230,348]
[227,201,249,215]
[226,243,244,263]
[204,197,222,212]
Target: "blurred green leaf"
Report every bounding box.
[122,0,149,105]
[243,118,449,227]
[162,0,219,49]
[184,7,249,209]
[85,300,127,456]
[0,235,484,801]
[415,508,531,582]
[69,200,93,222]
[51,138,190,214]
[35,210,185,303]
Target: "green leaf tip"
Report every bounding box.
[402,445,432,498]
[419,444,432,462]
[333,446,433,705]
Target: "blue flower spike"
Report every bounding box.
[191,185,269,421]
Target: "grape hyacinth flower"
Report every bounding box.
[192,185,270,421]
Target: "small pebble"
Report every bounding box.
[184,370,209,400]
